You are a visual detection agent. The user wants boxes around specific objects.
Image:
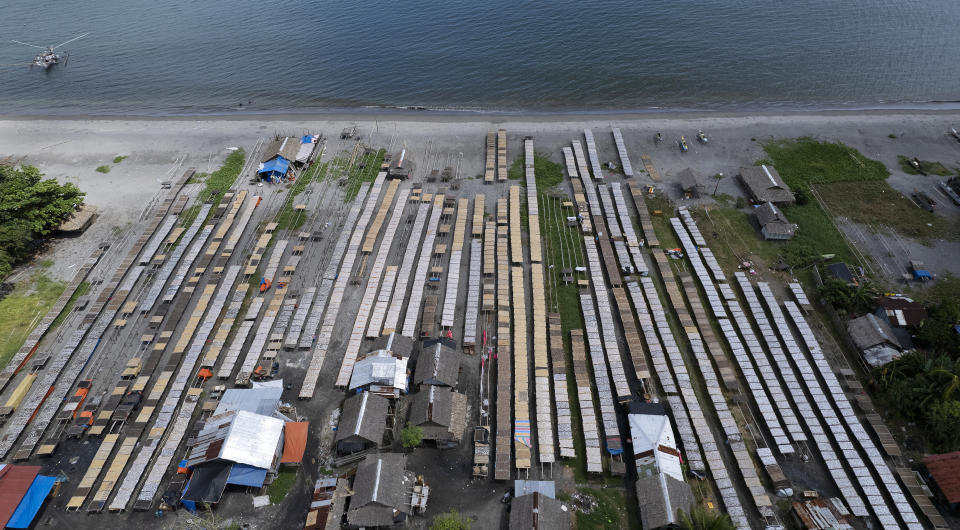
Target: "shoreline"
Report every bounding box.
[3,102,960,123]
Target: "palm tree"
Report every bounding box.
[929,358,960,401]
[677,505,735,530]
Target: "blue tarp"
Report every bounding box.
[913,269,933,280]
[301,135,315,144]
[226,464,267,488]
[7,475,55,529]
[258,157,289,177]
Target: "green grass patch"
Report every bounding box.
[506,151,565,189]
[909,273,960,306]
[335,148,385,202]
[49,280,89,331]
[112,155,127,164]
[178,149,246,225]
[197,149,245,205]
[38,259,53,268]
[275,162,328,230]
[575,487,633,529]
[267,468,297,504]
[538,194,588,480]
[95,165,110,174]
[0,274,65,367]
[897,155,954,176]
[817,180,958,243]
[644,194,681,249]
[756,138,905,267]
[762,137,889,188]
[780,199,858,265]
[178,204,203,228]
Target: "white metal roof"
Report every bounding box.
[220,410,285,470]
[348,351,408,391]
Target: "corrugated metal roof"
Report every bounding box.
[348,453,414,528]
[739,165,795,204]
[925,451,960,504]
[414,341,460,387]
[0,466,41,528]
[349,352,408,392]
[509,492,570,530]
[336,392,388,444]
[187,410,284,470]
[214,386,282,417]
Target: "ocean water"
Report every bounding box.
[1,0,959,115]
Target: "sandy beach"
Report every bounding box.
[4,109,960,283]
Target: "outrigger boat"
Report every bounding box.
[697,130,708,144]
[11,33,88,70]
[678,136,689,152]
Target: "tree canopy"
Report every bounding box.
[877,352,960,452]
[0,165,84,278]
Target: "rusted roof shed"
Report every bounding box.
[876,297,928,327]
[924,451,960,504]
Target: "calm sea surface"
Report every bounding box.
[2,0,959,115]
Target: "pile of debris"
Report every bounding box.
[569,492,598,514]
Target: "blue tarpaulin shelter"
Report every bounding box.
[258,157,290,181]
[226,464,268,488]
[913,269,933,281]
[6,475,55,529]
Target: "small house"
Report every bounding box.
[182,410,287,504]
[628,402,694,529]
[414,338,460,388]
[825,262,858,287]
[335,392,388,454]
[847,313,902,367]
[295,135,320,166]
[348,350,408,398]
[875,296,927,345]
[676,168,701,199]
[739,165,795,205]
[508,492,571,530]
[754,202,795,240]
[408,385,467,448]
[57,204,98,234]
[257,137,300,182]
[371,332,414,360]
[346,453,416,528]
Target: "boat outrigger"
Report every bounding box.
[10,33,89,69]
[678,136,689,152]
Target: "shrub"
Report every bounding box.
[431,510,471,530]
[401,422,422,449]
[95,165,110,173]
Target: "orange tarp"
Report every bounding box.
[280,422,308,464]
[197,368,213,379]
